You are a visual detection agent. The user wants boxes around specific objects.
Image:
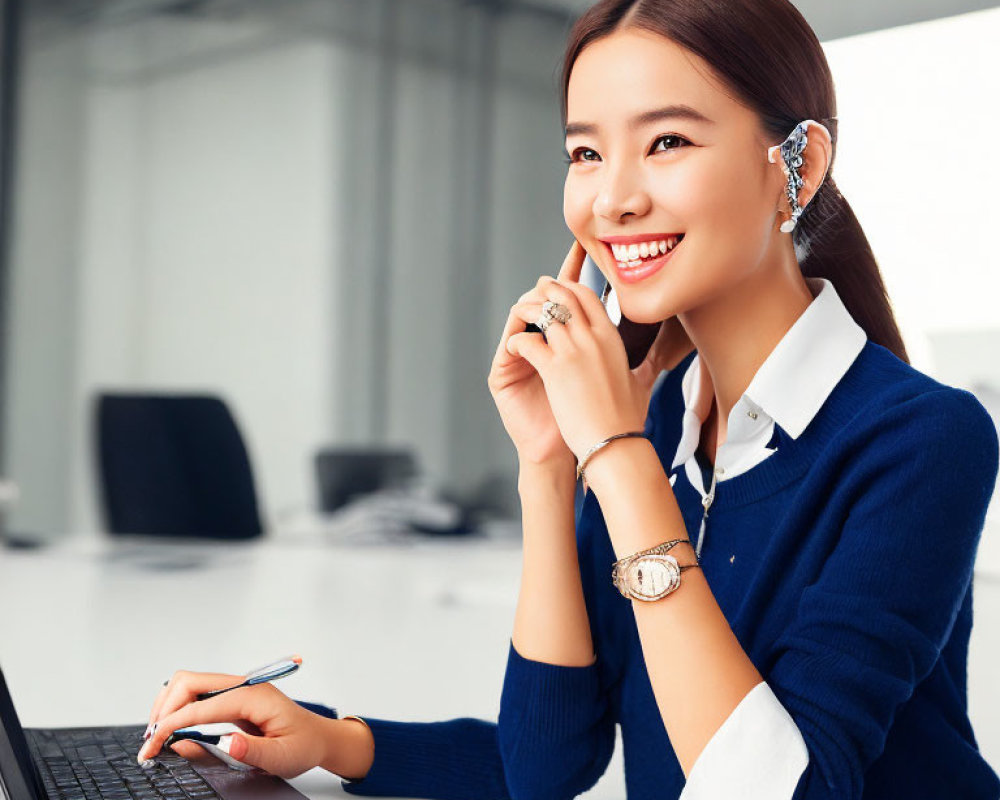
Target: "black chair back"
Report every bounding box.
[96,393,263,539]
[314,447,417,512]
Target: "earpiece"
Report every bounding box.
[767,119,832,233]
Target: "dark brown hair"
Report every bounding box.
[561,0,909,363]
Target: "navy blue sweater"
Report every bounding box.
[341,340,1000,799]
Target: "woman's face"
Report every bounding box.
[563,28,787,324]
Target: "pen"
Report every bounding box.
[139,655,304,763]
[195,654,302,700]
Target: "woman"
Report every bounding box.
[137,0,1000,797]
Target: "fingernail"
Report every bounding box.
[221,733,248,761]
[143,724,152,740]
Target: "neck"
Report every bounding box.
[677,249,816,442]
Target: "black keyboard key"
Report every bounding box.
[28,727,223,800]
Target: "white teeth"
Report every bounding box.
[610,236,683,268]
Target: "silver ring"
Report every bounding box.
[541,300,572,325]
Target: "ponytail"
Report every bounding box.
[797,175,910,364]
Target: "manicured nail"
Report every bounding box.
[216,735,233,755]
[143,724,152,740]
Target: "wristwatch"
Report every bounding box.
[612,540,701,601]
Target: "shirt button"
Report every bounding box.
[715,466,724,475]
[747,410,758,420]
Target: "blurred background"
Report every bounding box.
[0,0,999,794]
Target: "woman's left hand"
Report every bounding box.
[505,241,660,461]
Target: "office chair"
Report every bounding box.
[96,393,264,539]
[314,447,418,512]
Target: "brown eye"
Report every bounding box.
[652,134,691,153]
[566,147,600,164]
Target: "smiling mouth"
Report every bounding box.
[606,235,684,269]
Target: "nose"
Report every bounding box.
[593,164,651,221]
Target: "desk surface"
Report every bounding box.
[0,534,625,799]
[1,534,998,797]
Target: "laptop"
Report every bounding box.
[0,663,314,800]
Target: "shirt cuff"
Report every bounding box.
[679,680,808,799]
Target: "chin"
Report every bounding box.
[615,285,676,326]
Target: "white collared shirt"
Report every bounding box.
[676,276,868,798]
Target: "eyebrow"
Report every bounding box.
[564,104,715,137]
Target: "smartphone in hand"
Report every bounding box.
[526,279,662,369]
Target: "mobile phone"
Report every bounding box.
[525,280,662,369]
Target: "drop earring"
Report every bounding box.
[767,119,830,234]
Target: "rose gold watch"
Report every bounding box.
[611,540,701,601]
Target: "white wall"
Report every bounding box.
[2,16,86,538]
[4,1,573,538]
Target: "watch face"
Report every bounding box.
[626,555,681,600]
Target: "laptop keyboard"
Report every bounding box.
[27,726,222,800]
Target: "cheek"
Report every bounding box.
[664,157,748,217]
[665,156,774,265]
[700,156,771,226]
[562,175,591,235]
[645,158,735,231]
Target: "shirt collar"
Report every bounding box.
[670,277,867,470]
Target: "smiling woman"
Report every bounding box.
[131,2,1000,799]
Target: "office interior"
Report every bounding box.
[0,0,998,796]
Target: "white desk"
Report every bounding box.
[2,532,998,797]
[0,534,626,799]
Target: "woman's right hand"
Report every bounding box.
[487,241,588,469]
[139,670,374,781]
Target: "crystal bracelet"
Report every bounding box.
[576,430,648,483]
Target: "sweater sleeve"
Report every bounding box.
[497,642,616,800]
[760,388,999,800]
[340,716,510,799]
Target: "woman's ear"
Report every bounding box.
[766,120,833,215]
[796,121,833,212]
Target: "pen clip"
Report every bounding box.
[244,656,301,685]
[195,655,302,701]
